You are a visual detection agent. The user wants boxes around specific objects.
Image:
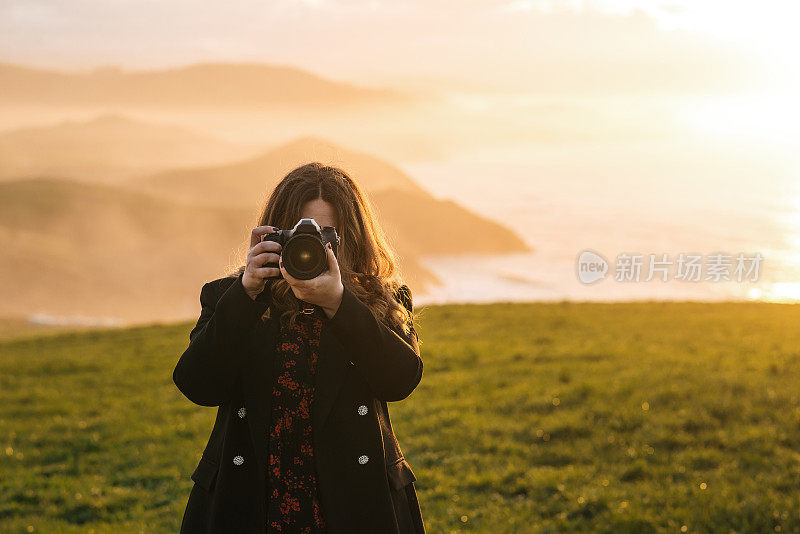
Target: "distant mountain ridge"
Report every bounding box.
[0,113,259,181]
[0,61,410,108]
[125,133,531,256]
[129,135,431,206]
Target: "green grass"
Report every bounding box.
[3,301,800,533]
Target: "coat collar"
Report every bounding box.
[240,308,349,477]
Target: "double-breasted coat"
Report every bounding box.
[173,272,426,534]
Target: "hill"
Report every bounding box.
[125,135,530,253]
[128,135,432,207]
[0,114,258,181]
[0,177,250,323]
[369,187,530,255]
[0,62,410,109]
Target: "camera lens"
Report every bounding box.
[282,234,327,280]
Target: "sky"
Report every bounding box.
[1,0,798,95]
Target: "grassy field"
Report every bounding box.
[2,301,800,533]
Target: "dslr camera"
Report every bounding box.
[262,218,340,280]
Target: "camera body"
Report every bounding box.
[261,218,340,280]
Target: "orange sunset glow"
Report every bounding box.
[1,0,798,322]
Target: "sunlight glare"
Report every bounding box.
[678,93,800,143]
[764,283,800,302]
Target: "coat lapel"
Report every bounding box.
[240,309,350,479]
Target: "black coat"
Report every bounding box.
[173,272,426,534]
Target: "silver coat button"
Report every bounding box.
[233,455,244,466]
[357,404,368,416]
[237,406,246,418]
[358,454,369,465]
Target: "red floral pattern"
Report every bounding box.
[267,310,328,533]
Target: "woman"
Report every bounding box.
[173,163,425,534]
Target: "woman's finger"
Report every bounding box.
[253,239,282,255]
[325,242,340,279]
[253,251,281,268]
[253,266,281,279]
[279,255,299,285]
[250,225,279,248]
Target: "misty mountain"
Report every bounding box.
[0,113,259,181]
[128,135,430,207]
[0,62,410,109]
[126,133,531,253]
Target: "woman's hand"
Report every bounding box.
[242,225,283,300]
[279,241,344,318]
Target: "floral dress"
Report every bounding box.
[266,306,328,533]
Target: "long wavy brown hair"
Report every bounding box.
[227,162,413,336]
